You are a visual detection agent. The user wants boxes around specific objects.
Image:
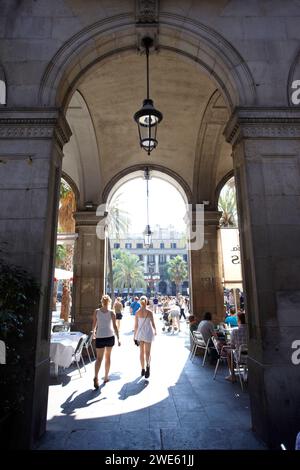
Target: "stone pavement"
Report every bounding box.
[36,311,267,450]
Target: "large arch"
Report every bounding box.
[38,14,256,110]
[102,164,192,206]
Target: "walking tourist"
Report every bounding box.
[134,295,156,378]
[92,294,120,389]
[113,296,123,332]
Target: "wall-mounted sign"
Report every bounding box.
[220,228,243,287]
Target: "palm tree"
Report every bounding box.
[107,193,131,239]
[166,256,188,294]
[57,180,76,321]
[218,180,237,227]
[106,194,132,300]
[113,251,145,294]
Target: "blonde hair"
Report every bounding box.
[140,295,147,308]
[100,294,111,308]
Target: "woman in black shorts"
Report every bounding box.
[92,295,120,389]
[113,297,123,332]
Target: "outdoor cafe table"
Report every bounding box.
[50,331,87,376]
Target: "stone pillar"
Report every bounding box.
[190,210,224,323]
[0,108,71,448]
[225,108,300,449]
[73,211,105,334]
[144,253,148,273]
[155,254,159,273]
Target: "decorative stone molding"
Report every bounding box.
[0,109,71,149]
[136,0,159,24]
[203,210,222,226]
[224,107,300,146]
[135,0,159,50]
[74,211,106,227]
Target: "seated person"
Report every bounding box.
[224,308,238,327]
[197,312,215,344]
[187,314,199,332]
[225,312,248,382]
[197,312,218,362]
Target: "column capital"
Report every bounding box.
[203,210,222,226]
[0,107,71,149]
[74,210,105,227]
[224,107,300,146]
[191,207,222,226]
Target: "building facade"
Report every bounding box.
[110,225,189,296]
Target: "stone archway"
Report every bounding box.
[35,17,251,450]
[38,15,256,111]
[7,2,300,451]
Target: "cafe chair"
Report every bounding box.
[212,336,229,379]
[84,331,96,362]
[190,331,211,366]
[232,343,248,390]
[71,336,86,377]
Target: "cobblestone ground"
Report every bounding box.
[36,310,267,450]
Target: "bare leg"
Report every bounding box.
[139,341,145,369]
[116,319,120,332]
[145,342,151,366]
[95,348,105,379]
[104,346,113,381]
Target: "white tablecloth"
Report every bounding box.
[50,331,86,369]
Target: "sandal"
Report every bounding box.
[93,377,99,389]
[103,378,110,383]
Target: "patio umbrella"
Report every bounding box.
[54,268,73,280]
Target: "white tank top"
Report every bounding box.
[96,308,114,338]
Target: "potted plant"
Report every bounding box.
[0,256,40,446]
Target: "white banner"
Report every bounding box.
[220,228,242,286]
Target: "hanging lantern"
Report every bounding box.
[134,37,163,155]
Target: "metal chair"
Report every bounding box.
[71,336,86,377]
[211,336,229,379]
[83,331,96,362]
[232,343,248,390]
[189,331,211,366]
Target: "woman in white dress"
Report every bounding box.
[134,295,156,378]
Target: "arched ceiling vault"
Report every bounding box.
[63,50,233,206]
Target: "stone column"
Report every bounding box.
[73,211,106,334]
[0,108,71,448]
[225,108,300,449]
[190,210,224,323]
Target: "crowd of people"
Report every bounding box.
[90,289,247,388]
[91,293,190,389]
